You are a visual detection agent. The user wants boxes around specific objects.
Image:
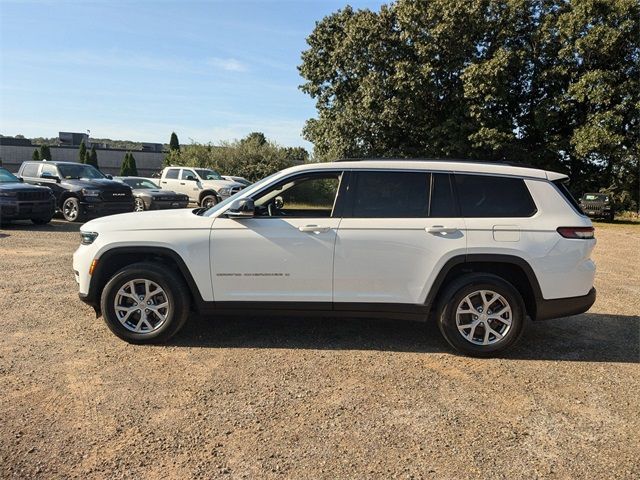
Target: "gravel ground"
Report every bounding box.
[0,219,638,479]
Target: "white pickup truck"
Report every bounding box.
[159,166,245,208]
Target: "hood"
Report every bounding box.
[200,179,242,190]
[133,189,185,197]
[0,182,52,192]
[82,208,212,232]
[63,178,132,191]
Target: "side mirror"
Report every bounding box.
[18,177,24,183]
[227,198,254,218]
[40,172,60,183]
[186,175,197,181]
[105,174,113,180]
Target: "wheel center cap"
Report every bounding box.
[479,313,488,322]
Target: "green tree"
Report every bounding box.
[86,145,99,169]
[299,0,640,208]
[119,153,128,176]
[78,140,87,164]
[169,132,180,152]
[39,145,52,161]
[128,152,138,176]
[32,149,40,161]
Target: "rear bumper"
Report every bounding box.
[535,287,596,321]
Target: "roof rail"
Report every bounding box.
[333,157,541,169]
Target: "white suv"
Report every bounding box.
[73,160,596,356]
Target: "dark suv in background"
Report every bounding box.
[579,193,614,221]
[0,167,56,225]
[18,161,134,222]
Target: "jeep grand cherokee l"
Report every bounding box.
[19,161,133,222]
[73,160,596,356]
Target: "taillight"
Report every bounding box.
[557,227,595,239]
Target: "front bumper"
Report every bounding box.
[146,199,190,210]
[80,200,134,218]
[1,199,55,220]
[535,287,596,321]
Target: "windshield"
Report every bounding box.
[122,178,159,189]
[58,164,105,180]
[202,171,281,217]
[0,168,20,183]
[195,169,222,180]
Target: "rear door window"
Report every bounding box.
[454,174,537,217]
[21,163,40,177]
[429,173,457,217]
[164,168,179,179]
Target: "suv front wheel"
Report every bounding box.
[437,274,526,357]
[100,262,191,343]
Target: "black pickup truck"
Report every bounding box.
[18,161,134,222]
[0,167,56,225]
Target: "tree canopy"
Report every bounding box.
[78,140,87,164]
[299,0,639,209]
[39,145,51,161]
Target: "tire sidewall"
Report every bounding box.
[100,264,188,343]
[134,198,146,212]
[201,195,217,209]
[62,197,83,222]
[438,275,526,357]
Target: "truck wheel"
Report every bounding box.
[436,274,526,357]
[100,262,190,344]
[62,197,86,222]
[200,194,217,209]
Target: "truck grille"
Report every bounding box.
[102,191,132,201]
[17,190,50,201]
[582,202,604,212]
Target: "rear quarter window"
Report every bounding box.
[21,163,40,177]
[554,180,584,214]
[454,174,537,217]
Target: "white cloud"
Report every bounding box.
[207,57,248,72]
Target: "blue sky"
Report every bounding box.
[0,0,384,150]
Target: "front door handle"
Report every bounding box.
[299,225,331,233]
[427,225,459,234]
[180,182,186,185]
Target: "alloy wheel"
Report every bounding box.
[113,279,170,333]
[455,290,512,345]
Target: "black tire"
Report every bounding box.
[61,197,86,222]
[31,216,53,225]
[436,273,526,357]
[100,262,191,344]
[200,194,217,209]
[134,197,146,212]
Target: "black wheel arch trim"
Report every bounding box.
[82,246,208,313]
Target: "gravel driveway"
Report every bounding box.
[1,220,638,479]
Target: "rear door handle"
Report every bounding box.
[180,182,186,185]
[427,225,459,234]
[299,225,331,233]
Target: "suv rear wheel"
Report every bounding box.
[437,274,526,357]
[100,262,190,344]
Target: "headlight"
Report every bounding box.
[80,231,99,245]
[82,188,100,197]
[218,188,230,196]
[0,191,17,198]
